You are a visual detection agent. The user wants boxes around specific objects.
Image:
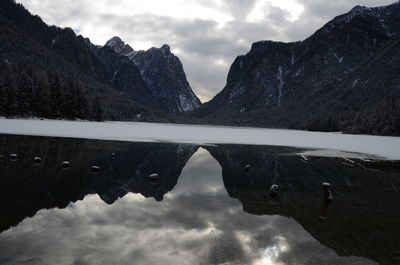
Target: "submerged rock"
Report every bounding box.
[91,166,101,174]
[322,182,333,205]
[33,157,42,165]
[149,173,159,185]
[244,164,251,174]
[61,161,70,170]
[9,154,18,161]
[270,184,279,205]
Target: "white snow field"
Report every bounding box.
[0,119,399,160]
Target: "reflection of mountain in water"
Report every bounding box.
[1,135,400,265]
[207,144,400,265]
[0,135,197,232]
[94,143,197,203]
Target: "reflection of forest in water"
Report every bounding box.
[0,135,399,265]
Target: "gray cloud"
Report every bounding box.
[16,0,396,102]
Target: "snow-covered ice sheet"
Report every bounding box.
[0,119,399,160]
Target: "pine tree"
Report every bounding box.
[74,85,88,119]
[62,79,75,119]
[17,72,31,115]
[5,73,18,116]
[0,69,8,115]
[49,74,62,119]
[92,96,103,122]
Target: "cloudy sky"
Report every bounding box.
[17,0,395,102]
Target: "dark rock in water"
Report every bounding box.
[270,184,279,204]
[149,173,159,185]
[61,161,70,170]
[33,157,41,165]
[244,164,251,174]
[320,182,334,219]
[322,182,333,205]
[9,154,17,161]
[91,166,101,174]
[270,184,279,193]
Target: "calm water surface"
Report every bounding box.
[0,135,399,265]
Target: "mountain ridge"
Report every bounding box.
[101,36,202,112]
[193,1,400,135]
[0,0,200,119]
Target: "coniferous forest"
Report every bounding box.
[0,0,170,122]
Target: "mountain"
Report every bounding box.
[92,40,164,110]
[103,36,202,112]
[197,2,400,135]
[0,0,171,121]
[0,0,198,121]
[1,0,400,136]
[104,36,134,55]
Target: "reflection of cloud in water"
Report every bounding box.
[0,150,378,265]
[252,236,289,265]
[166,147,225,198]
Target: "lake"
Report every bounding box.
[0,123,399,265]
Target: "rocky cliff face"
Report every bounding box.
[129,44,202,112]
[94,44,162,110]
[102,37,202,113]
[197,2,400,135]
[105,36,134,55]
